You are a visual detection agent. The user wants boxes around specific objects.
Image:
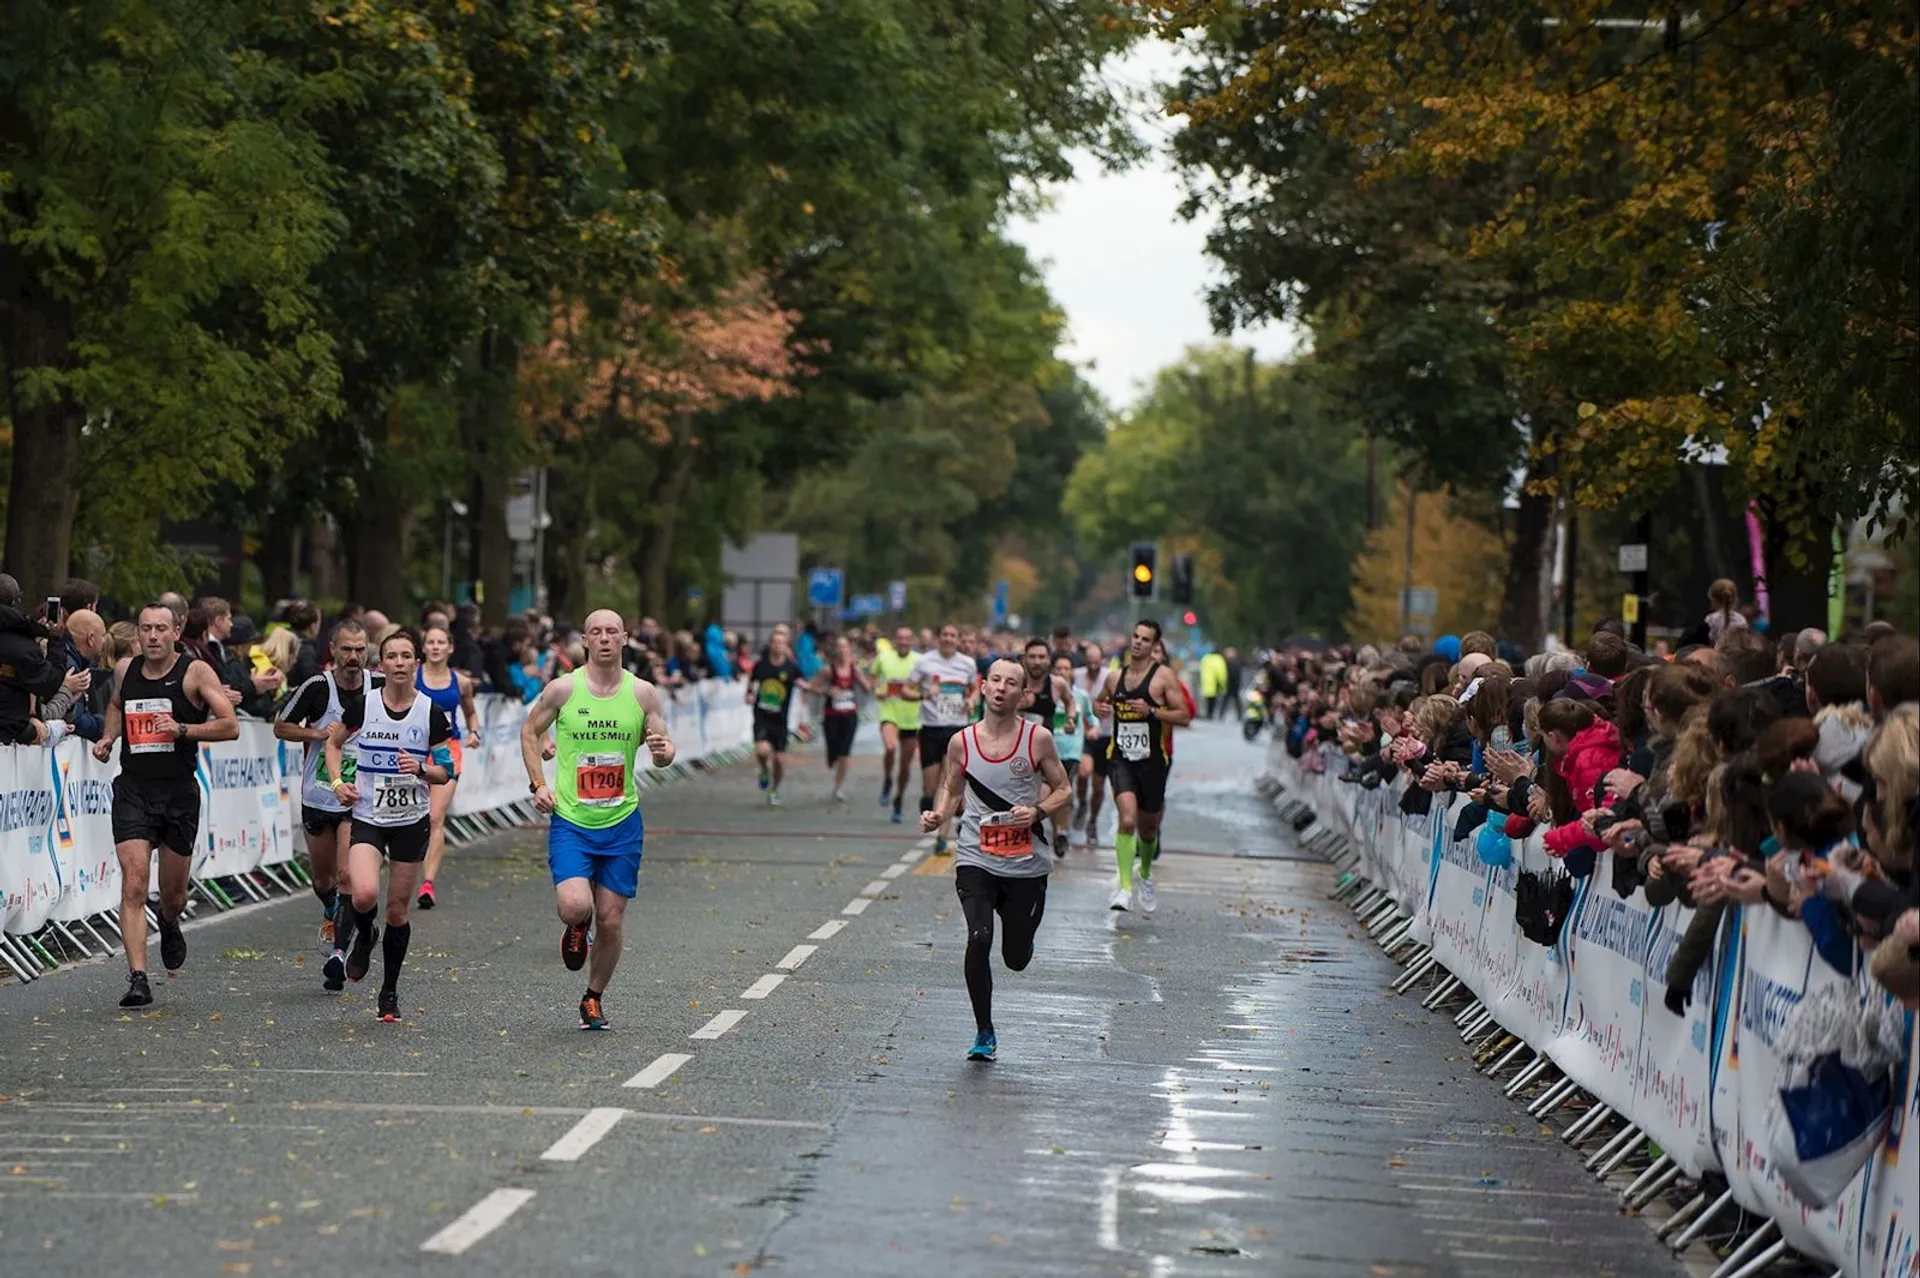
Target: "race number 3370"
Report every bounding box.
[980,813,1033,858]
[576,753,627,806]
[125,698,177,754]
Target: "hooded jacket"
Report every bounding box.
[1544,719,1625,858]
[1812,702,1874,801]
[0,605,64,744]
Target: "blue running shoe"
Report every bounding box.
[967,1031,997,1062]
[758,764,770,791]
[890,804,904,824]
[879,782,892,808]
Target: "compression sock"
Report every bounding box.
[1114,833,1136,891]
[1137,837,1157,880]
[353,906,377,943]
[315,885,338,914]
[964,925,995,1032]
[380,922,411,994]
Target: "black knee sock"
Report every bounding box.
[381,922,411,993]
[315,885,338,914]
[920,794,934,814]
[964,928,994,1033]
[353,905,377,944]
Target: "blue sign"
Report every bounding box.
[850,594,885,618]
[991,579,1009,626]
[807,567,844,609]
[887,580,907,613]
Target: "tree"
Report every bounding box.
[1346,485,1508,645]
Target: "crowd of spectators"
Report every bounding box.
[1264,583,1919,1009]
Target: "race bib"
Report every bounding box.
[575,752,628,807]
[373,772,426,815]
[1115,718,1151,762]
[885,680,905,700]
[979,813,1034,858]
[125,698,177,755]
[930,681,966,722]
[756,679,787,712]
[830,689,857,713]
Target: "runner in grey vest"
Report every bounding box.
[923,657,1071,1062]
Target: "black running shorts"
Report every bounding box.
[301,804,351,837]
[1106,757,1169,814]
[918,724,963,770]
[111,776,201,855]
[752,710,790,753]
[823,714,857,765]
[349,818,430,864]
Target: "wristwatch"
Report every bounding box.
[529,780,544,794]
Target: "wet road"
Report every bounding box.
[0,721,1685,1277]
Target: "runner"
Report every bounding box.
[1093,620,1193,914]
[1049,653,1093,857]
[322,629,456,1021]
[872,626,922,821]
[745,624,803,806]
[521,609,675,1031]
[1078,644,1109,846]
[810,634,871,803]
[911,622,980,854]
[274,621,381,990]
[1017,637,1078,856]
[414,624,482,909]
[920,657,1070,1061]
[92,602,240,1008]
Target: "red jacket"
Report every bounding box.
[1543,720,1624,858]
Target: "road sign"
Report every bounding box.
[1401,587,1438,618]
[991,580,1009,626]
[807,567,844,609]
[1617,544,1649,574]
[849,593,884,618]
[887,580,907,612]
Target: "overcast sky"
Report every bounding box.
[1006,40,1303,412]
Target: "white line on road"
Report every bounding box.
[622,1053,694,1090]
[420,1187,536,1256]
[808,920,846,940]
[775,944,816,970]
[880,864,908,879]
[841,897,872,916]
[741,973,786,1000]
[691,1009,748,1040]
[860,879,891,897]
[540,1108,625,1162]
[1097,1166,1122,1250]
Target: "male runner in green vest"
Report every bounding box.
[522,609,675,1030]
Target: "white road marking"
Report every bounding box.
[420,1187,536,1256]
[841,897,872,916]
[1098,1166,1122,1249]
[860,879,891,897]
[622,1053,694,1090]
[880,864,908,879]
[775,944,816,971]
[691,1009,748,1040]
[742,973,786,1000]
[808,920,846,940]
[540,1108,625,1162]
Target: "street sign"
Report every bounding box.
[849,593,884,618]
[1401,587,1438,618]
[991,579,1009,626]
[807,567,844,609]
[1618,543,1649,574]
[887,580,907,612]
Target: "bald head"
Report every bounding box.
[66,608,107,660]
[582,609,625,670]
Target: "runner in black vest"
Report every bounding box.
[92,601,240,1008]
[1093,619,1191,916]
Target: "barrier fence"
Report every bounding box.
[0,678,755,984]
[1268,742,1917,1278]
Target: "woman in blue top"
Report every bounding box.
[415,624,482,909]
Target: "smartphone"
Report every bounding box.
[43,597,62,625]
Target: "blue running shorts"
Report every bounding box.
[548,809,645,898]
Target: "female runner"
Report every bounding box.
[414,624,481,909]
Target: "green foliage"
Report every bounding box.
[1066,346,1369,641]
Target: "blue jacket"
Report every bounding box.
[704,623,733,681]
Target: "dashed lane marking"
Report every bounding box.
[420,1187,536,1256]
[808,920,847,940]
[881,864,908,879]
[690,1009,748,1040]
[742,973,786,1000]
[841,897,872,916]
[775,944,816,971]
[860,878,891,896]
[622,1053,694,1090]
[540,1108,625,1162]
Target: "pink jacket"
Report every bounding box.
[1543,720,1624,858]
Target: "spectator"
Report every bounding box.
[260,626,301,684]
[702,620,733,680]
[44,608,111,741]
[1584,630,1631,683]
[450,603,487,681]
[1200,648,1228,718]
[1705,577,1748,647]
[1868,634,1919,720]
[1459,630,1497,660]
[1222,645,1243,709]
[1721,629,1806,718]
[285,599,325,684]
[224,616,282,718]
[1803,645,1873,799]
[106,620,139,662]
[0,572,64,744]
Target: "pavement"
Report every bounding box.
[0,719,1690,1277]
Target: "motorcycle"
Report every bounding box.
[1242,688,1267,742]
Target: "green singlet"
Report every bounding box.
[553,670,646,829]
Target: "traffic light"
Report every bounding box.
[1182,610,1197,627]
[1128,542,1157,600]
[1170,554,1194,605]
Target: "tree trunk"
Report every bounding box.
[257,518,295,608]
[3,400,81,600]
[308,512,347,603]
[1498,478,1555,654]
[352,501,417,618]
[636,435,699,619]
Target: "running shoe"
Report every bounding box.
[879,781,892,807]
[417,879,437,910]
[318,915,335,952]
[933,834,947,855]
[561,922,591,972]
[322,950,346,992]
[966,1031,997,1062]
[768,791,782,807]
[346,921,377,983]
[890,804,904,825]
[579,995,610,1031]
[758,765,770,791]
[377,989,399,1022]
[120,970,153,1008]
[1053,832,1068,859]
[1137,878,1157,914]
[831,787,846,804]
[1109,885,1133,912]
[157,912,187,972]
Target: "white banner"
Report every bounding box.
[1275,743,1916,1278]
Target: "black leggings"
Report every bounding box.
[954,865,1048,1033]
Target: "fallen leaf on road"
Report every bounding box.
[698,1126,717,1134]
